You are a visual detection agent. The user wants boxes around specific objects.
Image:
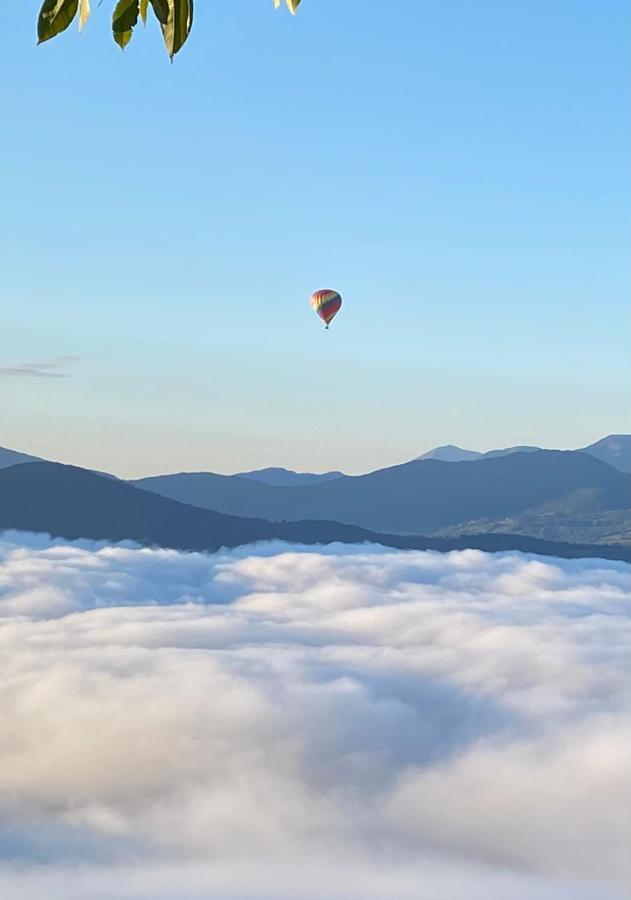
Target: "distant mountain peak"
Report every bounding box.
[482,445,542,459]
[236,467,344,487]
[580,434,630,473]
[416,445,482,463]
[417,444,544,464]
[415,437,631,473]
[0,445,43,470]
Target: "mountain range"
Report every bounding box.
[0,461,627,562]
[415,435,631,472]
[134,450,629,544]
[1,434,629,475]
[0,436,628,558]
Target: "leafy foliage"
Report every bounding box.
[36,0,301,59]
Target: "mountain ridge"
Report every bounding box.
[415,434,630,471]
[133,450,630,540]
[0,461,627,562]
[416,443,542,463]
[236,467,344,486]
[0,446,43,469]
[2,438,629,546]
[2,433,628,477]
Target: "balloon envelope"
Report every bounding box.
[311,289,342,328]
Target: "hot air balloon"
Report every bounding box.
[310,289,342,330]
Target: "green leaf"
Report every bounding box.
[37,0,79,44]
[161,0,193,59]
[149,0,169,25]
[139,0,149,24]
[113,0,139,34]
[114,28,133,48]
[112,0,139,49]
[78,0,90,30]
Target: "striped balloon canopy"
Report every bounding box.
[310,289,342,329]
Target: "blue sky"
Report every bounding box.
[1,0,628,477]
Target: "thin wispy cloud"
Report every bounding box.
[0,355,79,378]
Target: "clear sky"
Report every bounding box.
[1,0,629,477]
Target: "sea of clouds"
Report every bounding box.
[0,531,629,900]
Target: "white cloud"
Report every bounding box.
[0,531,629,899]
